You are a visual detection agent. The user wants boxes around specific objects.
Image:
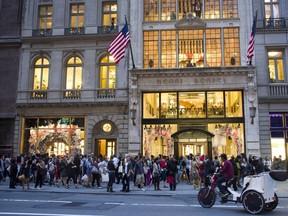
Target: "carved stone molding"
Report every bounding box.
[175,15,206,29]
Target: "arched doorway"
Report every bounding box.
[172,129,214,159]
[92,120,118,159]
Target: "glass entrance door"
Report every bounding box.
[94,139,116,159]
[178,142,206,157]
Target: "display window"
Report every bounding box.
[22,117,85,156]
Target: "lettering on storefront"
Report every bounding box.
[157,78,183,85]
[195,77,226,84]
[156,77,226,85]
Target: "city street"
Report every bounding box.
[0,190,288,216]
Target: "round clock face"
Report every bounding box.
[102,123,112,132]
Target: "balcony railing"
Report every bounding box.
[17,88,128,104]
[30,91,48,100]
[32,29,52,37]
[97,26,118,34]
[269,85,288,96]
[64,27,85,35]
[264,18,286,28]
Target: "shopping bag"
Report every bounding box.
[101,173,109,182]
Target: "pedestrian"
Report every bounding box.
[0,154,4,182]
[107,156,116,192]
[121,155,133,192]
[166,155,178,191]
[134,156,145,191]
[66,157,78,189]
[48,158,56,186]
[34,159,44,189]
[152,157,161,191]
[203,155,212,187]
[9,158,18,189]
[19,158,31,190]
[91,157,101,189]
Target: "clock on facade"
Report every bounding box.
[102,123,112,132]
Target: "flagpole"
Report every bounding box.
[125,16,136,69]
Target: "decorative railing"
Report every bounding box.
[63,90,81,99]
[17,88,128,104]
[264,18,286,28]
[269,85,288,96]
[96,89,116,98]
[30,91,48,100]
[32,29,52,37]
[64,27,85,35]
[97,26,118,34]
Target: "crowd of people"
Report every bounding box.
[0,153,286,192]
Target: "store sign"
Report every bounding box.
[156,77,226,85]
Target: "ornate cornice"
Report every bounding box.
[175,14,206,29]
[258,97,288,104]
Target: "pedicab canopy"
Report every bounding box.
[269,171,288,181]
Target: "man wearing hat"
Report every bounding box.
[217,153,235,197]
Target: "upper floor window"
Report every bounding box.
[102,2,117,27]
[143,28,240,68]
[70,4,85,28]
[268,51,285,83]
[38,5,53,29]
[33,57,50,90]
[66,56,83,90]
[144,0,238,21]
[100,55,116,88]
[264,0,279,19]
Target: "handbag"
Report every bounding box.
[101,173,109,182]
[118,162,123,173]
[167,175,174,184]
[81,174,88,182]
[18,174,25,181]
[91,166,99,174]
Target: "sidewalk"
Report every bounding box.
[0,178,287,198]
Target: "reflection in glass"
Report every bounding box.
[160,92,177,118]
[179,92,206,118]
[143,93,159,118]
[207,92,224,117]
[225,91,243,117]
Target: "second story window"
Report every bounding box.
[100,55,116,88]
[38,5,52,29]
[66,56,83,90]
[70,4,85,28]
[102,2,117,27]
[33,57,50,90]
[268,51,285,83]
[265,0,279,19]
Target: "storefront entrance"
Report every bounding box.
[172,129,214,159]
[94,139,116,159]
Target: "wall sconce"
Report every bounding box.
[249,106,256,124]
[130,108,137,126]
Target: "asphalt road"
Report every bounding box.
[0,191,287,216]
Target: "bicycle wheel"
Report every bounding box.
[198,187,216,208]
[264,193,278,211]
[242,190,264,214]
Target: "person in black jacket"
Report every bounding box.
[9,158,18,189]
[166,155,178,191]
[203,155,212,187]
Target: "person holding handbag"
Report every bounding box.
[152,157,161,191]
[121,155,133,192]
[19,158,31,190]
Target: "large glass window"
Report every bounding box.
[102,2,117,26]
[33,57,49,90]
[144,28,240,68]
[70,4,84,28]
[23,117,85,155]
[143,90,243,119]
[178,29,204,67]
[222,0,238,18]
[100,55,116,88]
[268,51,285,83]
[224,28,240,66]
[206,29,221,67]
[144,31,159,68]
[179,92,206,118]
[264,0,279,19]
[204,0,220,19]
[161,31,177,68]
[144,0,237,21]
[143,93,159,118]
[66,56,82,90]
[207,92,224,118]
[38,5,52,29]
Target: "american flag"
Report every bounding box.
[108,23,130,64]
[246,11,258,65]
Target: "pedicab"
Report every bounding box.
[198,169,288,214]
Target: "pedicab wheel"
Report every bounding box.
[242,190,265,214]
[264,193,278,211]
[198,187,216,208]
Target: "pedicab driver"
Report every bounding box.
[217,153,235,197]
